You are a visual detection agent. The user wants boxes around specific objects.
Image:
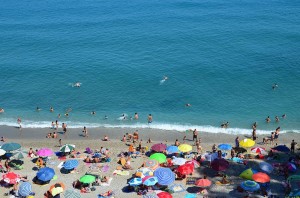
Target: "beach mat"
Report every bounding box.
[169,184,186,193]
[186,177,201,185]
[113,170,129,176]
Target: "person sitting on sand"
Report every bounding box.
[122,135,126,142]
[80,186,90,193]
[36,157,45,168]
[220,175,230,184]
[103,135,109,141]
[84,155,92,163]
[123,157,133,170]
[72,179,82,189]
[231,149,235,158]
[53,132,57,138]
[1,136,6,142]
[175,139,180,146]
[101,176,110,183]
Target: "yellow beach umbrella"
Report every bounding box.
[178,144,192,152]
[239,139,255,148]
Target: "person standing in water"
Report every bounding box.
[17,117,22,129]
[265,116,271,123]
[275,116,279,122]
[148,114,153,124]
[134,113,139,120]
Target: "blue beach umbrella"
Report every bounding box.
[128,177,142,186]
[154,167,175,186]
[142,176,158,186]
[240,180,260,192]
[37,167,55,181]
[218,144,232,151]
[18,182,32,196]
[272,145,290,153]
[63,159,79,170]
[166,146,179,154]
[259,162,273,174]
[1,142,21,152]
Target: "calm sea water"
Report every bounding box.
[1,0,300,134]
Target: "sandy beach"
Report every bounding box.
[1,125,300,198]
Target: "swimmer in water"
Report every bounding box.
[36,107,41,111]
[272,83,278,90]
[265,116,271,123]
[160,76,168,84]
[282,114,286,119]
[275,116,279,122]
[73,82,81,87]
[91,111,96,115]
[104,115,108,119]
[185,103,191,107]
[0,108,4,113]
[50,107,54,112]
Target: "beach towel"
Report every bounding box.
[113,170,129,176]
[100,178,113,186]
[102,165,110,172]
[186,177,201,185]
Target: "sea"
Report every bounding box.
[1,0,300,135]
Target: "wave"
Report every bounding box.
[0,119,299,134]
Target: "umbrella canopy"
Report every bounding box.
[136,167,153,178]
[239,168,258,180]
[240,180,260,192]
[195,179,212,187]
[49,183,65,196]
[64,189,82,198]
[80,175,95,184]
[178,144,192,152]
[239,139,255,148]
[259,162,273,174]
[0,148,6,156]
[12,150,28,159]
[37,167,55,181]
[151,143,167,152]
[63,159,79,170]
[37,148,54,157]
[218,144,232,151]
[60,144,75,153]
[144,159,159,170]
[177,163,194,175]
[154,167,175,185]
[157,192,172,198]
[187,160,200,168]
[1,142,21,152]
[142,176,158,186]
[172,157,187,165]
[251,147,266,154]
[150,153,167,164]
[287,163,297,172]
[252,172,270,183]
[272,145,290,153]
[3,172,21,184]
[233,147,247,153]
[128,177,142,186]
[287,175,300,183]
[166,146,179,154]
[211,158,229,171]
[18,182,32,196]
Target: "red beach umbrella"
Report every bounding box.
[157,191,172,198]
[251,147,266,154]
[252,172,270,183]
[151,143,167,152]
[211,158,229,171]
[177,163,194,175]
[195,178,212,187]
[3,172,21,184]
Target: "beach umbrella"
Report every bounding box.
[150,153,167,164]
[49,182,65,196]
[63,159,79,170]
[239,168,258,180]
[240,180,260,192]
[0,148,6,156]
[1,142,21,152]
[172,157,187,165]
[3,172,21,184]
[252,172,270,183]
[287,175,300,183]
[37,148,54,157]
[151,143,167,152]
[144,159,160,170]
[12,150,27,159]
[128,177,142,186]
[287,163,297,172]
[154,167,175,185]
[239,139,255,148]
[60,144,75,153]
[272,145,290,153]
[233,147,247,153]
[18,182,32,196]
[211,158,229,171]
[178,144,192,152]
[177,163,194,175]
[251,147,266,154]
[142,176,158,186]
[37,167,55,182]
[195,179,212,187]
[187,160,200,168]
[64,189,82,198]
[259,162,273,174]
[136,168,153,178]
[157,192,172,198]
[79,175,95,184]
[218,144,232,151]
[166,146,179,154]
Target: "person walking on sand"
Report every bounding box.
[82,126,88,137]
[193,129,198,141]
[59,139,62,147]
[252,129,257,141]
[62,123,67,134]
[55,120,59,130]
[291,140,297,153]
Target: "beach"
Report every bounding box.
[1,125,299,197]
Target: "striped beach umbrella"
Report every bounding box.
[240,180,260,192]
[166,146,179,154]
[251,147,266,154]
[150,153,166,164]
[128,177,142,186]
[37,148,54,157]
[0,148,6,156]
[18,182,32,196]
[178,144,192,152]
[64,189,82,198]
[12,150,28,159]
[63,159,79,170]
[1,142,21,152]
[144,159,159,170]
[37,167,55,181]
[154,167,175,185]
[60,144,75,153]
[3,172,21,184]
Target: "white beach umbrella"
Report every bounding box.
[60,144,75,153]
[172,157,187,165]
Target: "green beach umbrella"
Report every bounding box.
[79,175,95,184]
[60,144,75,153]
[150,153,166,164]
[12,150,28,160]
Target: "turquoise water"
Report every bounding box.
[1,0,300,134]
